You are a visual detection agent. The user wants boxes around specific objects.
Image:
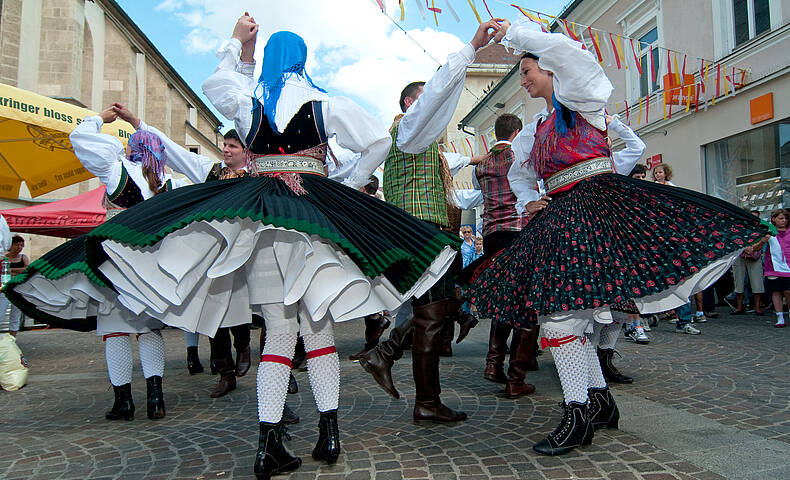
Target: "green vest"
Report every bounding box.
[383,122,448,227]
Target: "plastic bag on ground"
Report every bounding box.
[0,333,28,391]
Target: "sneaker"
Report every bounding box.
[695,313,707,323]
[633,326,650,344]
[669,318,678,324]
[704,311,719,318]
[776,321,787,328]
[624,327,635,339]
[642,323,651,332]
[676,324,701,335]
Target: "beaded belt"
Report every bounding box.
[251,154,327,177]
[544,157,613,194]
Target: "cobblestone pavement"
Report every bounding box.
[1,308,789,479]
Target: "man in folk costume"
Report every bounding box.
[456,113,541,399]
[359,19,503,424]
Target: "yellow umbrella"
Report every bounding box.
[0,83,135,199]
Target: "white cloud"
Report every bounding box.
[159,0,466,126]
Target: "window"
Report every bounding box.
[638,28,660,97]
[733,0,771,47]
[189,146,199,154]
[704,119,788,214]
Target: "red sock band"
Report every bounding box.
[307,346,337,359]
[540,335,580,349]
[260,354,292,368]
[103,333,130,341]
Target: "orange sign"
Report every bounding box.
[750,92,774,125]
[663,73,695,105]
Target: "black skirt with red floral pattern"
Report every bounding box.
[468,173,770,328]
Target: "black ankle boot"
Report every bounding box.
[254,422,302,480]
[312,409,341,464]
[145,376,166,420]
[187,346,204,375]
[588,387,619,430]
[533,402,591,456]
[597,348,633,384]
[105,383,135,421]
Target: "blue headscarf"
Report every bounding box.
[255,31,326,134]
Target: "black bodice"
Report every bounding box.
[106,165,172,208]
[245,100,327,155]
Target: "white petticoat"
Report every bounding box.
[12,271,163,336]
[98,218,456,337]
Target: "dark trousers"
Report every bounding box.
[210,324,251,361]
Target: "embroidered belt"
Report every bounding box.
[251,155,327,177]
[544,157,613,194]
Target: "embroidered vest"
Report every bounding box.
[205,163,249,182]
[528,111,611,179]
[475,146,523,236]
[383,121,448,227]
[245,100,327,158]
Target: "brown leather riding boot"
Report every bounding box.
[210,355,237,398]
[349,313,391,361]
[359,317,413,399]
[235,345,251,377]
[439,317,454,357]
[412,299,467,424]
[504,328,537,399]
[483,319,510,383]
[526,325,540,371]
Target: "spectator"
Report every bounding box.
[4,235,28,337]
[630,164,647,180]
[460,225,476,268]
[473,236,483,261]
[732,210,766,315]
[652,163,675,186]
[764,209,790,328]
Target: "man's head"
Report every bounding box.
[363,175,379,196]
[223,129,245,169]
[630,164,647,180]
[519,53,553,100]
[399,81,425,113]
[494,113,522,142]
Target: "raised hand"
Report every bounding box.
[470,19,504,50]
[111,103,140,129]
[232,13,259,45]
[99,106,117,124]
[493,19,511,43]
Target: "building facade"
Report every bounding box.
[460,0,790,217]
[0,0,223,258]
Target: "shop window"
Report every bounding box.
[705,120,787,215]
[733,0,771,48]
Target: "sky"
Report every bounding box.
[116,0,570,131]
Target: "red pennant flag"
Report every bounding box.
[563,20,579,41]
[609,34,621,69]
[624,100,630,125]
[682,54,687,77]
[699,59,706,93]
[588,27,603,62]
[631,39,643,75]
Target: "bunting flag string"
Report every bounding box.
[372,0,751,130]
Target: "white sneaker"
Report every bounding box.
[695,313,707,323]
[642,323,651,332]
[634,326,650,344]
[676,324,701,335]
[624,327,634,339]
